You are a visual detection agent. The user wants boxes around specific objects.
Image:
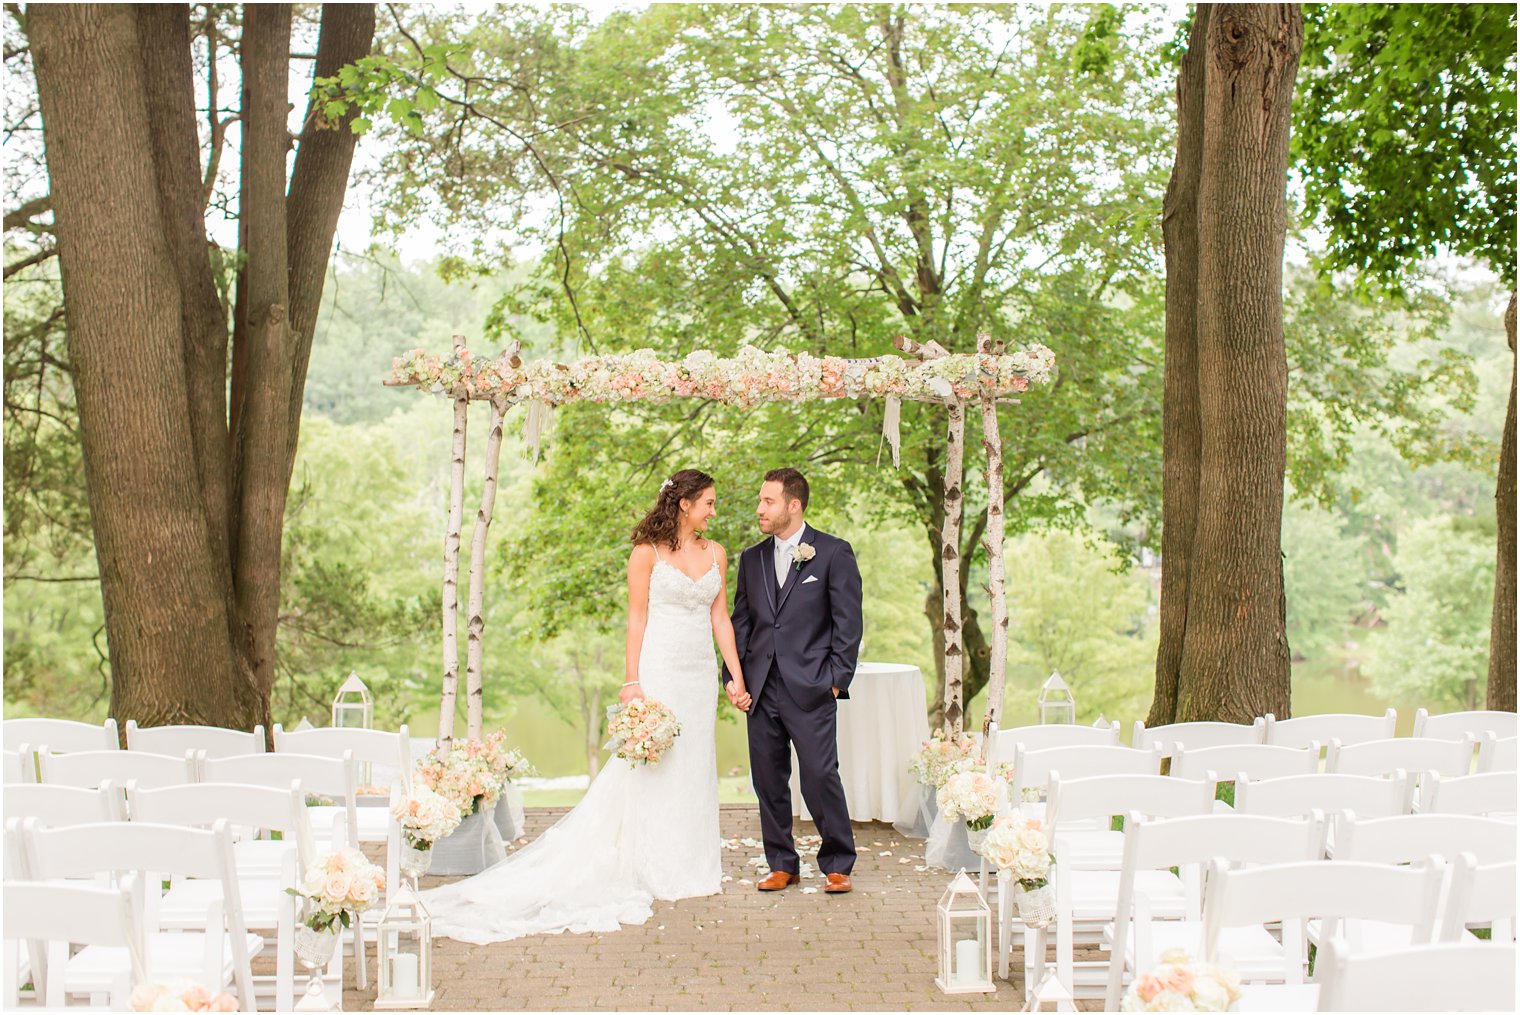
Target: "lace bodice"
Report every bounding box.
[649,559,723,616]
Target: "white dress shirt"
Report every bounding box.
[773,522,808,589]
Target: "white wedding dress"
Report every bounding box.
[422,548,724,944]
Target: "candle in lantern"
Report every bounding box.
[390,954,420,999]
[953,938,980,985]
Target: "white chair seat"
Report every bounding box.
[1306,917,1418,952]
[158,879,288,928]
[1108,920,1286,979]
[1066,869,1188,919]
[1054,828,1125,866]
[64,932,265,993]
[1236,983,1318,1011]
[230,839,299,878]
[306,803,387,840]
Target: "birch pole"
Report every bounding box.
[463,346,520,742]
[977,335,1011,757]
[940,401,968,736]
[438,334,470,752]
[895,335,968,735]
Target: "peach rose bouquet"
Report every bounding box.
[1121,949,1242,1012]
[130,981,239,1011]
[287,846,386,933]
[604,697,682,766]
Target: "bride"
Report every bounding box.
[422,469,751,944]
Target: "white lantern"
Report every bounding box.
[375,881,434,1009]
[935,869,994,994]
[1038,671,1075,725]
[331,672,373,730]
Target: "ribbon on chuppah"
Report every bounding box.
[877,393,902,468]
[521,398,551,462]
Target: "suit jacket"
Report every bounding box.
[722,525,864,711]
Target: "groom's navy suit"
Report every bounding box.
[723,523,862,876]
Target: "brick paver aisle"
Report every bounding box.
[344,805,1033,1011]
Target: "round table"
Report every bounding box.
[789,661,931,823]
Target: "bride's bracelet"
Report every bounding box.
[623,680,640,686]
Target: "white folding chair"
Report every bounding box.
[1336,812,1517,867]
[2,718,118,754]
[16,819,260,1011]
[3,782,123,826]
[1171,743,1319,785]
[125,721,265,762]
[3,881,144,1009]
[1233,771,1410,855]
[1314,938,1517,1012]
[1200,857,1446,1011]
[36,750,198,799]
[1327,735,1475,808]
[1132,718,1266,759]
[1413,708,1518,743]
[272,723,411,840]
[128,782,313,1011]
[1102,813,1322,1011]
[1441,853,1517,943]
[1015,774,1215,997]
[1419,770,1518,818]
[3,746,31,784]
[1262,710,1395,749]
[985,720,1121,769]
[198,751,367,989]
[1009,743,1163,803]
[1476,733,1517,774]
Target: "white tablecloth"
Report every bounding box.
[789,661,931,823]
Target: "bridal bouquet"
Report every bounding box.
[909,729,978,788]
[415,743,504,817]
[604,697,682,765]
[392,783,463,850]
[287,846,386,933]
[1120,949,1242,1012]
[130,981,239,1011]
[936,769,999,832]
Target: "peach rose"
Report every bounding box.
[180,985,211,1010]
[206,993,239,1012]
[1133,974,1164,1003]
[1161,965,1195,996]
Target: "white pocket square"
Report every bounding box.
[801,575,819,584]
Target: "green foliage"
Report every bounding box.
[1001,529,1156,724]
[1282,500,1366,661]
[1295,3,1518,289]
[1364,516,1496,709]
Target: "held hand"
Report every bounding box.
[832,686,841,698]
[726,681,752,712]
[619,682,644,705]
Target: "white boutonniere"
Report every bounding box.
[790,543,816,570]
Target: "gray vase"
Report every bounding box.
[492,784,526,841]
[428,808,493,876]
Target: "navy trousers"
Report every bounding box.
[747,663,857,876]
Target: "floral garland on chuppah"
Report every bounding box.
[388,343,1055,406]
[387,341,1056,465]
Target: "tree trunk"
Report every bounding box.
[31,3,374,734]
[30,4,256,728]
[1150,5,1210,727]
[1488,291,1517,711]
[1177,4,1301,722]
[1154,3,1301,724]
[464,397,508,741]
[940,401,968,734]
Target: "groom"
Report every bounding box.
[723,468,862,894]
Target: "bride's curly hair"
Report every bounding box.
[631,469,715,551]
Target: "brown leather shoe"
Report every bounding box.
[757,870,800,891]
[823,873,852,893]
